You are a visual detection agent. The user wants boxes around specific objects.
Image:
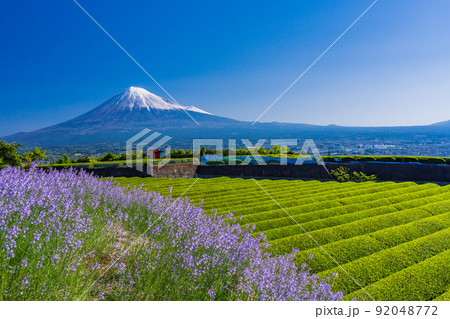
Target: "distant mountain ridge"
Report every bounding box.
[430,120,450,127]
[3,87,243,146]
[2,87,449,152]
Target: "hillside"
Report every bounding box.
[114,176,450,301]
[3,87,449,157]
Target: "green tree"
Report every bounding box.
[258,146,267,155]
[0,141,23,167]
[280,145,290,154]
[57,154,72,164]
[331,166,351,181]
[271,145,281,154]
[76,156,90,163]
[117,153,127,161]
[100,152,118,162]
[22,147,47,165]
[331,166,377,181]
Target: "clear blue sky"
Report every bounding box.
[1,0,449,136]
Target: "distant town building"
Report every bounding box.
[361,144,396,150]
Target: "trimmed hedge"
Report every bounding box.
[320,228,450,296]
[433,288,450,301]
[321,155,449,165]
[241,184,431,224]
[417,157,446,164]
[114,176,450,301]
[345,249,450,301]
[261,195,449,242]
[356,156,377,162]
[270,204,440,254]
[294,212,450,274]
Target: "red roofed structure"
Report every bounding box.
[147,149,163,159]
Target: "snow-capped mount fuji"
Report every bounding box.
[67,86,216,125]
[2,87,243,147]
[95,87,212,115]
[3,86,448,156]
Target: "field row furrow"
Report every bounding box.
[318,228,450,296]
[258,191,450,240]
[242,184,443,224]
[206,182,409,212]
[293,212,450,274]
[344,249,450,301]
[269,199,450,254]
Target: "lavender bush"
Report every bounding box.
[0,165,343,300]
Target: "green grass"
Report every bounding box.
[40,158,194,169]
[323,155,450,164]
[113,176,450,301]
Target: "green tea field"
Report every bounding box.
[114,177,450,301]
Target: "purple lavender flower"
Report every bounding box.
[0,166,343,301]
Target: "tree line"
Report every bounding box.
[0,141,47,168]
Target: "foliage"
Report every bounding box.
[171,149,193,158]
[114,176,450,301]
[331,167,377,181]
[0,166,342,301]
[337,156,357,162]
[402,156,419,162]
[345,250,450,301]
[205,160,226,166]
[22,147,47,163]
[0,142,47,168]
[323,155,449,165]
[351,171,377,181]
[56,154,72,164]
[0,141,23,168]
[355,156,377,162]
[418,157,446,164]
[100,152,118,162]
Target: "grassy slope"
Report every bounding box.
[113,177,450,301]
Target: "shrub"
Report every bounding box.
[100,152,118,162]
[76,156,91,163]
[271,207,434,254]
[434,288,450,301]
[56,154,72,164]
[355,156,377,162]
[331,167,377,181]
[326,228,450,296]
[374,156,396,162]
[352,171,377,181]
[419,157,446,164]
[331,167,351,180]
[345,249,450,301]
[402,156,419,162]
[205,160,225,166]
[294,212,450,274]
[0,166,342,301]
[0,141,23,167]
[337,156,357,162]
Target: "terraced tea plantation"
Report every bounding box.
[114,177,450,301]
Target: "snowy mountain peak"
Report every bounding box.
[108,87,212,115]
